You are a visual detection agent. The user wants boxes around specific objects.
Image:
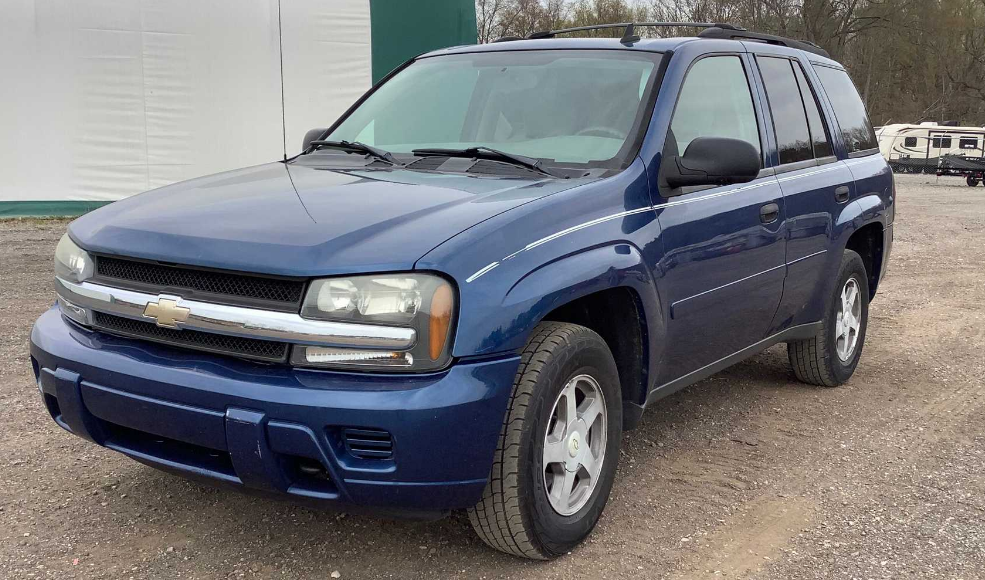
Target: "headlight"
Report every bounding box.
[54,233,93,283]
[293,273,455,371]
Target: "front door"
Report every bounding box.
[653,54,786,384]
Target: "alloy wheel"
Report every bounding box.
[835,277,862,361]
[542,374,607,516]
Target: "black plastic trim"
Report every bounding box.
[773,158,819,175]
[847,148,881,159]
[643,321,823,407]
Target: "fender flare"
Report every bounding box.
[494,242,663,418]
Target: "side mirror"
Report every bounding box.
[663,137,761,190]
[302,128,328,152]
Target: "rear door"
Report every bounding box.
[749,50,858,331]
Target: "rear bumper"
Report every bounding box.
[30,307,519,516]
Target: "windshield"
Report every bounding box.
[325,50,662,167]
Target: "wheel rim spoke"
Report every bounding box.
[580,446,599,478]
[550,468,576,508]
[564,383,578,427]
[543,436,568,465]
[579,393,603,430]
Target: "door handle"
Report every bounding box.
[759,202,780,224]
[835,185,850,203]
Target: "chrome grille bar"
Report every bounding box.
[54,277,416,350]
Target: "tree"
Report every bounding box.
[474,0,985,124]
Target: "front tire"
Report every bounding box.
[787,249,870,387]
[468,322,622,559]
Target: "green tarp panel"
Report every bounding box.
[370,0,478,83]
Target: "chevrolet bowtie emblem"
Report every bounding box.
[143,298,190,329]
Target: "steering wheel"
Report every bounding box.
[575,126,625,139]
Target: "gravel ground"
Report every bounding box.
[1,173,983,579]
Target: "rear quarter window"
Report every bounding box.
[813,66,878,154]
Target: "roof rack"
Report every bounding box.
[697,26,830,58]
[506,22,830,59]
[525,22,743,44]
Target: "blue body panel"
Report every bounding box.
[30,35,895,515]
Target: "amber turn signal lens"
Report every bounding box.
[429,283,453,361]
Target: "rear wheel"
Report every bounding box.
[967,175,980,187]
[468,322,622,559]
[787,249,869,387]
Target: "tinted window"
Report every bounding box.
[792,62,833,158]
[904,137,918,147]
[670,56,760,159]
[960,137,979,149]
[757,57,812,164]
[941,137,952,149]
[814,65,878,153]
[932,137,942,148]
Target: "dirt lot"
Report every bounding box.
[1,173,983,579]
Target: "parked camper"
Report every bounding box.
[877,123,985,173]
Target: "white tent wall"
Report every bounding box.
[0,0,374,215]
[280,0,373,157]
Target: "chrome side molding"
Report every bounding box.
[54,277,416,350]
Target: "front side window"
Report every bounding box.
[757,56,813,164]
[904,137,918,147]
[813,65,878,153]
[669,56,761,159]
[326,50,660,167]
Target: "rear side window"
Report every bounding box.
[757,57,812,164]
[959,137,978,149]
[670,56,761,159]
[904,137,918,147]
[791,63,833,158]
[813,66,878,154]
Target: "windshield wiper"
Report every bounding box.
[309,140,399,165]
[411,146,564,178]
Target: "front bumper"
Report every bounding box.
[30,307,519,516]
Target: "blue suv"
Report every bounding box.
[31,23,894,559]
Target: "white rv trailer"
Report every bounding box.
[877,122,985,173]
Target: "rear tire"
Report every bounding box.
[787,249,869,387]
[967,175,980,187]
[468,322,622,559]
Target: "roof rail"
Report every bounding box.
[525,22,743,45]
[697,27,830,58]
[509,22,829,58]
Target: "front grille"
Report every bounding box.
[92,311,289,363]
[95,256,305,311]
[342,428,394,460]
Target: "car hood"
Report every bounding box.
[69,161,590,277]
